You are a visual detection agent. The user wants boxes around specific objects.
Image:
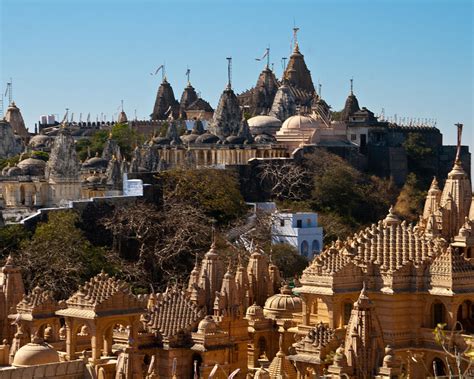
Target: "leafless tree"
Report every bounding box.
[258,161,311,201]
[101,201,212,289]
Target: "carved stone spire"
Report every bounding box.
[179,82,198,119]
[268,333,297,379]
[4,101,28,139]
[247,247,272,306]
[283,36,315,94]
[269,79,297,121]
[423,177,442,220]
[45,125,80,182]
[440,124,472,237]
[1,254,25,315]
[0,118,22,158]
[341,79,360,122]
[209,86,242,140]
[344,285,385,378]
[198,240,225,314]
[151,78,179,120]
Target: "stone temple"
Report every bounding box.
[0,125,473,378]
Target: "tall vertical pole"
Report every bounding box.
[226,57,232,89]
[455,123,463,162]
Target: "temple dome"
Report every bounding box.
[280,115,318,131]
[197,315,218,334]
[248,115,282,136]
[17,157,46,176]
[195,132,219,144]
[263,285,302,320]
[12,339,59,367]
[254,134,277,144]
[29,135,52,149]
[245,303,265,320]
[82,154,108,170]
[7,166,22,177]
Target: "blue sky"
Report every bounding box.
[1,0,472,149]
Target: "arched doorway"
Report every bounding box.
[432,357,447,377]
[191,353,202,379]
[301,240,309,258]
[19,185,25,205]
[312,240,320,255]
[431,301,446,327]
[257,336,267,359]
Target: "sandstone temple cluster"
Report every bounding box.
[0,145,473,378]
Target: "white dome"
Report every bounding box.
[248,115,282,136]
[281,115,318,130]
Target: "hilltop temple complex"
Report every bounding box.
[0,28,470,220]
[0,123,473,377]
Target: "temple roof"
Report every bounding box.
[186,98,214,113]
[56,272,144,318]
[146,287,203,340]
[300,203,474,294]
[14,286,59,320]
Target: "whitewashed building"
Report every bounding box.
[272,212,323,259]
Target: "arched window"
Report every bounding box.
[312,240,320,253]
[257,337,267,358]
[301,240,309,258]
[456,300,474,333]
[343,302,353,325]
[432,301,446,327]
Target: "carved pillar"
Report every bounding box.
[65,318,76,360]
[90,323,102,364]
[301,295,311,326]
[102,327,113,357]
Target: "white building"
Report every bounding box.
[271,212,323,259]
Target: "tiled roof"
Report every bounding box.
[146,287,203,339]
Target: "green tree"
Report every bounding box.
[30,150,49,161]
[160,168,246,225]
[16,211,119,299]
[0,225,30,257]
[110,123,142,159]
[394,173,426,222]
[303,150,396,242]
[270,243,308,279]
